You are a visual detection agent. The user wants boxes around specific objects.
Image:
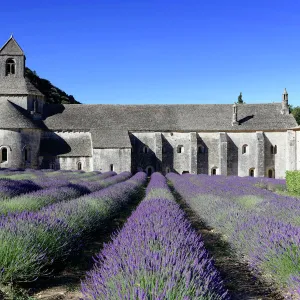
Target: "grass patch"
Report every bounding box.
[234,195,264,208]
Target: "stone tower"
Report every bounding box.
[0,36,45,169]
[0,35,44,118]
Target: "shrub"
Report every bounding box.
[286,171,300,195]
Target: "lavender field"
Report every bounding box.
[167,173,300,299]
[0,169,298,299]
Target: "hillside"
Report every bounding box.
[25,67,80,104]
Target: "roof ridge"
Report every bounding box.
[58,102,282,107]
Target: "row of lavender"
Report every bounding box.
[0,169,109,200]
[0,168,99,182]
[0,171,121,215]
[81,172,229,299]
[167,173,300,298]
[0,172,146,284]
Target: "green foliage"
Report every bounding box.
[290,106,300,125]
[25,68,80,105]
[234,195,264,209]
[286,171,300,195]
[237,92,244,104]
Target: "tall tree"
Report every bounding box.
[237,92,244,104]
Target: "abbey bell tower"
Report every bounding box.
[0,35,25,78]
[0,35,44,118]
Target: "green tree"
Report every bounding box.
[237,92,244,104]
[24,67,80,105]
[291,106,300,125]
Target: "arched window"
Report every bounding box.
[249,168,255,177]
[166,167,170,174]
[242,144,248,154]
[177,145,184,153]
[198,145,205,154]
[182,171,190,174]
[211,167,217,175]
[146,166,154,176]
[77,162,82,170]
[110,164,114,171]
[33,99,39,113]
[143,146,149,154]
[1,148,8,162]
[271,145,277,155]
[268,168,275,178]
[5,58,15,76]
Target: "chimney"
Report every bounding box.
[281,88,289,115]
[232,103,239,125]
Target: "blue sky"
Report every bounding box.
[1,1,299,106]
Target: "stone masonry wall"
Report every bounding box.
[264,131,289,178]
[197,132,220,175]
[58,157,93,172]
[227,132,258,177]
[0,128,41,169]
[93,148,131,173]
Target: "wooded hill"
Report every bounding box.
[25,67,80,104]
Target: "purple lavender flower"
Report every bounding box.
[81,172,229,299]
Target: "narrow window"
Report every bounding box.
[24,148,28,162]
[77,162,82,170]
[1,148,8,162]
[110,164,114,171]
[271,145,277,154]
[146,166,154,176]
[33,99,38,113]
[249,168,255,177]
[162,146,166,154]
[211,167,217,175]
[166,167,170,173]
[143,146,149,154]
[5,58,16,76]
[198,145,205,154]
[242,144,248,154]
[268,168,275,178]
[177,145,184,153]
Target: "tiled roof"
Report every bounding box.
[0,36,24,55]
[43,103,298,132]
[40,132,92,157]
[0,100,43,129]
[0,77,44,96]
[91,129,131,148]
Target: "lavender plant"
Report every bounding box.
[167,173,300,298]
[0,179,41,200]
[81,173,229,300]
[0,172,117,215]
[0,172,146,285]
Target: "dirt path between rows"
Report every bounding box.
[171,187,284,300]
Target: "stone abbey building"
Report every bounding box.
[0,36,299,178]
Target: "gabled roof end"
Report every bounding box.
[0,35,24,55]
